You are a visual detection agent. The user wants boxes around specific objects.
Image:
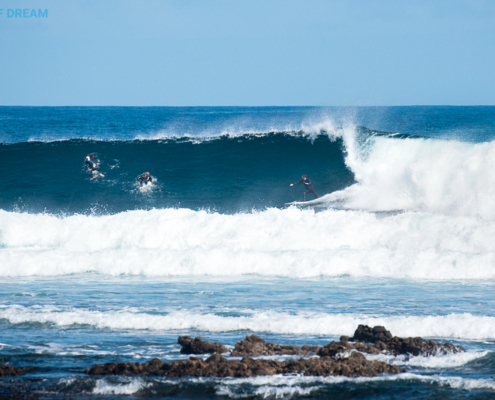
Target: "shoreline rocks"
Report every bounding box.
[86,351,402,378]
[319,325,465,358]
[178,336,229,355]
[0,364,24,376]
[230,335,320,356]
[85,325,464,378]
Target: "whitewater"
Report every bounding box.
[1,106,495,399]
[2,207,495,280]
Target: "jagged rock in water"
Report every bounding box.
[384,335,464,356]
[351,325,393,343]
[85,326,464,379]
[85,352,401,378]
[318,339,382,357]
[0,364,24,376]
[178,336,229,355]
[347,325,465,356]
[230,335,320,356]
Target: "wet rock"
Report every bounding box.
[352,325,393,343]
[86,352,401,378]
[385,335,464,356]
[178,336,229,355]
[85,326,464,379]
[231,335,320,356]
[340,335,349,342]
[0,364,24,376]
[230,335,266,356]
[349,325,465,356]
[86,361,148,376]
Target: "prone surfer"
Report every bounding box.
[137,171,152,187]
[290,174,318,201]
[85,155,105,179]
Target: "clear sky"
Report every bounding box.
[0,0,494,106]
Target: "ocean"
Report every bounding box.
[1,106,495,399]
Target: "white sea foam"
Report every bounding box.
[91,378,151,395]
[332,128,495,219]
[2,305,495,339]
[2,206,495,280]
[215,373,495,395]
[216,383,319,398]
[367,350,489,368]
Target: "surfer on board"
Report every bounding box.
[137,172,152,187]
[85,155,105,179]
[290,174,318,201]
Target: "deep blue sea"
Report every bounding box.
[1,106,495,399]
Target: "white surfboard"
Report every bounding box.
[285,197,328,207]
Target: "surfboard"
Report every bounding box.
[285,197,327,207]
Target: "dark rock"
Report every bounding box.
[231,335,266,356]
[86,352,400,378]
[178,336,228,355]
[349,325,465,356]
[231,335,319,356]
[85,327,464,379]
[352,325,393,343]
[385,335,464,356]
[87,361,147,376]
[0,364,24,376]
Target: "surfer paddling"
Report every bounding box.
[85,155,105,179]
[290,174,318,201]
[137,172,152,187]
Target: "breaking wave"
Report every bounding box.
[2,206,495,280]
[2,305,495,340]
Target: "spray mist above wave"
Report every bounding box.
[24,121,345,144]
[132,124,408,144]
[2,208,495,280]
[7,113,347,144]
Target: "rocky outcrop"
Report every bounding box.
[318,325,465,357]
[86,351,401,378]
[318,338,382,357]
[382,335,464,356]
[351,325,393,343]
[230,335,320,356]
[85,325,465,379]
[178,336,228,355]
[0,364,24,376]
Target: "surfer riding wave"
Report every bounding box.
[290,174,318,201]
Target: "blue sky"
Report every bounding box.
[0,0,494,106]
